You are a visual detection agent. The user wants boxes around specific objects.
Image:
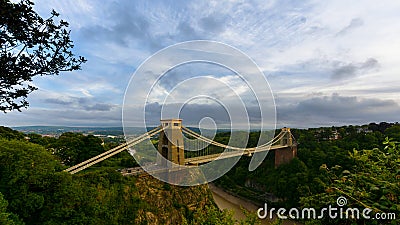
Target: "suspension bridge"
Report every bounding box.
[64,119,297,175]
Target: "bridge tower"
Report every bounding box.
[275,127,297,167]
[157,119,185,167]
[280,127,293,146]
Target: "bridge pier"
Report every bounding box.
[274,145,297,168]
[274,128,297,167]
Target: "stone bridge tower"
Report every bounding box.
[275,127,297,167]
[157,119,185,167]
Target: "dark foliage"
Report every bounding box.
[215,123,400,224]
[0,0,86,112]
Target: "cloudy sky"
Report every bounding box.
[2,0,400,128]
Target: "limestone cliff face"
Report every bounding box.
[134,175,214,225]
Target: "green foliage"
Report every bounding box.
[0,126,25,140]
[190,205,236,225]
[1,124,399,224]
[273,158,309,207]
[215,123,399,224]
[188,205,261,225]
[26,133,55,147]
[0,138,61,222]
[0,0,86,112]
[39,170,142,225]
[238,207,261,225]
[385,125,400,141]
[49,132,104,166]
[1,130,234,225]
[0,138,142,224]
[300,139,400,224]
[0,192,24,225]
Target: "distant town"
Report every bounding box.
[13,126,124,138]
[13,121,399,141]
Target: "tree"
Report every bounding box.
[0,137,143,224]
[0,192,24,225]
[190,205,236,225]
[0,0,86,112]
[0,138,61,223]
[0,126,25,140]
[300,139,400,224]
[50,132,104,166]
[385,125,400,141]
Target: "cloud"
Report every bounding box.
[175,21,202,41]
[144,102,265,129]
[1,108,122,127]
[331,58,379,80]
[78,2,158,55]
[76,0,232,56]
[44,97,116,112]
[199,13,228,33]
[4,0,399,128]
[277,93,400,127]
[83,103,115,112]
[44,98,73,105]
[336,18,364,36]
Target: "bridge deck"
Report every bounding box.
[184,144,288,165]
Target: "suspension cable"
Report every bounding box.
[181,126,287,152]
[66,125,293,174]
[65,126,162,174]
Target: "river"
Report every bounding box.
[209,184,302,225]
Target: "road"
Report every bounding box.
[209,183,302,225]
